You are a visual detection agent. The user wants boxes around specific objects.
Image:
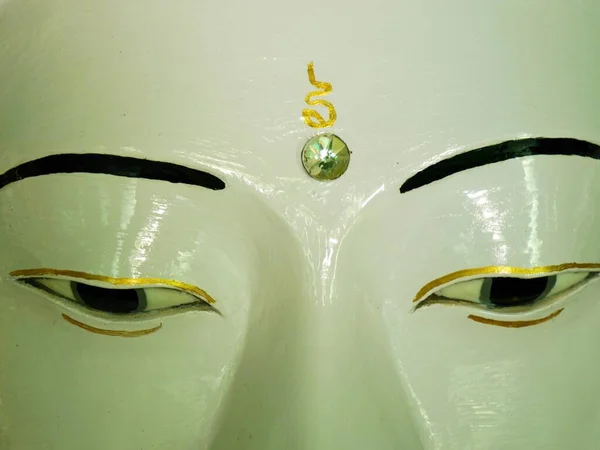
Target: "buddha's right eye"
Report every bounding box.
[22,278,215,315]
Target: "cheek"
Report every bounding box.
[0,181,306,449]
[0,279,245,449]
[383,285,600,448]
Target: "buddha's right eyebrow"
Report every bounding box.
[0,153,226,191]
[400,137,600,194]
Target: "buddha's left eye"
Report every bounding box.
[22,278,211,314]
[429,272,594,309]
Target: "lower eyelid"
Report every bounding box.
[467,308,565,328]
[62,313,163,337]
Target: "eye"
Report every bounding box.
[22,278,213,314]
[430,272,593,309]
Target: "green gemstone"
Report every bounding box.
[301,133,350,181]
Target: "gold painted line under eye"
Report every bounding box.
[467,308,564,328]
[62,313,162,337]
[413,263,600,303]
[9,268,216,304]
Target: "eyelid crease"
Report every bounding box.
[9,268,216,304]
[62,313,162,337]
[413,263,600,303]
[467,308,564,328]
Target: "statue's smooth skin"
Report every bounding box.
[1,1,599,449]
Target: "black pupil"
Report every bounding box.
[486,276,554,307]
[73,282,140,313]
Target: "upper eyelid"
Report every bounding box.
[9,268,216,304]
[413,263,600,304]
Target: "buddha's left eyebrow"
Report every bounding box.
[400,137,600,194]
[0,153,226,191]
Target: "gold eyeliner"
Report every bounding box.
[9,268,216,304]
[413,263,600,303]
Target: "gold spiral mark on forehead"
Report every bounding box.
[62,313,162,337]
[9,268,216,304]
[302,62,337,129]
[468,308,564,328]
[413,263,600,303]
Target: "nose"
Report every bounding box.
[301,293,425,449]
[208,236,424,450]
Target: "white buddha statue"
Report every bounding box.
[1,0,600,448]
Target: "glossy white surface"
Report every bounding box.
[1,0,600,449]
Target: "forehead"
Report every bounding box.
[0,0,599,187]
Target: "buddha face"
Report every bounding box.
[1,0,600,449]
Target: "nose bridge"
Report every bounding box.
[302,228,425,449]
[210,207,424,450]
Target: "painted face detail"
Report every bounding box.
[434,271,592,307]
[412,265,600,328]
[400,137,600,194]
[12,270,217,315]
[2,0,600,449]
[0,153,227,192]
[413,264,600,310]
[2,154,224,332]
[399,138,600,325]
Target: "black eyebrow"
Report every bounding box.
[0,153,226,191]
[400,137,600,194]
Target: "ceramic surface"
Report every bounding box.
[1,0,600,449]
